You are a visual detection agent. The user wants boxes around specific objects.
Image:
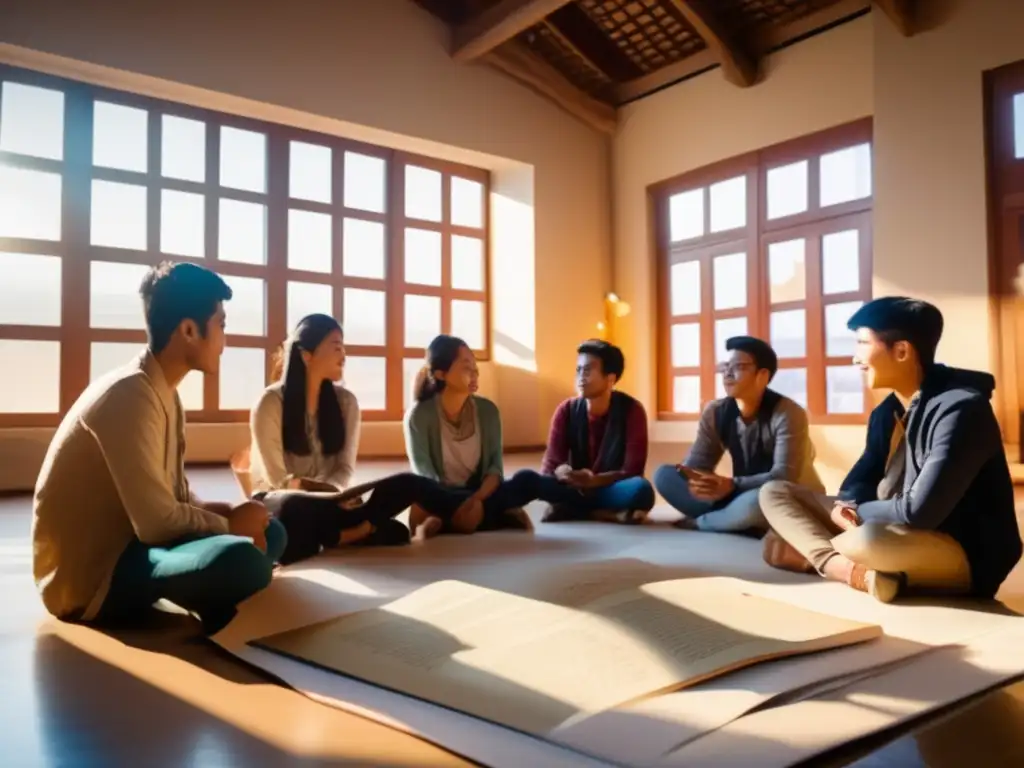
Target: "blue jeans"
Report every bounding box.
[653,464,766,533]
[97,518,287,634]
[516,469,655,521]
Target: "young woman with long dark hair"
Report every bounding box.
[403,334,537,538]
[249,314,462,563]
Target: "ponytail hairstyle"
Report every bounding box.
[281,313,345,457]
[414,334,469,402]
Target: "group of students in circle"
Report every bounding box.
[29,261,1023,636]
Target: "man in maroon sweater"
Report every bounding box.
[533,339,655,523]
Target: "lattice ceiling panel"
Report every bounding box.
[575,0,706,74]
[519,23,618,102]
[724,0,845,30]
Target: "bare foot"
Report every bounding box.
[414,515,444,541]
[762,529,816,573]
[408,503,428,530]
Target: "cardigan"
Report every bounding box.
[249,381,361,492]
[403,394,504,486]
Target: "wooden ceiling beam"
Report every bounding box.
[614,0,872,104]
[665,0,758,88]
[452,0,574,62]
[482,40,617,134]
[873,0,916,36]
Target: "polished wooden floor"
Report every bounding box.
[2,448,1023,767]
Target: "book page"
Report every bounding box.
[256,577,881,736]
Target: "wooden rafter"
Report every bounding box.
[665,0,758,87]
[483,40,617,134]
[452,0,574,62]
[873,0,916,36]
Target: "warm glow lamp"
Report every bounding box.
[597,291,631,342]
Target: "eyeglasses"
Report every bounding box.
[716,362,756,376]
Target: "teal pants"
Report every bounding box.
[97,518,287,634]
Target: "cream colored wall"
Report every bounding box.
[612,16,875,493]
[0,0,611,490]
[872,0,1024,379]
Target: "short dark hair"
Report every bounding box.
[726,336,778,380]
[577,339,625,379]
[140,261,232,354]
[846,297,944,367]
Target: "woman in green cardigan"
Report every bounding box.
[403,335,537,538]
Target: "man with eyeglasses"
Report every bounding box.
[653,336,824,535]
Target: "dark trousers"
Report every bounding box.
[97,518,287,635]
[423,469,541,531]
[516,469,656,520]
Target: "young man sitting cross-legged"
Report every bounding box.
[533,339,656,524]
[760,297,1023,603]
[654,336,824,535]
[32,262,286,635]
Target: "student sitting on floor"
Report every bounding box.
[532,339,655,524]
[32,262,284,635]
[249,313,441,562]
[654,336,824,535]
[759,297,1023,603]
[404,335,534,538]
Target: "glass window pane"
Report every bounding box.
[219,199,266,265]
[0,165,62,241]
[161,114,205,183]
[452,235,484,290]
[344,356,387,411]
[403,357,425,410]
[0,82,64,160]
[343,288,386,346]
[713,252,746,310]
[220,347,266,410]
[0,340,60,413]
[93,101,147,173]
[287,209,332,273]
[768,238,806,304]
[405,228,442,286]
[672,376,701,414]
[670,322,700,367]
[715,373,726,399]
[820,143,872,207]
[160,189,205,258]
[405,294,441,349]
[767,160,808,220]
[219,126,266,194]
[451,176,484,228]
[344,152,386,213]
[289,141,332,204]
[668,188,703,241]
[772,368,808,409]
[822,229,860,295]
[670,261,700,315]
[827,365,864,414]
[405,165,442,222]
[90,261,149,329]
[221,275,265,337]
[709,175,745,233]
[90,341,204,410]
[0,252,61,326]
[287,281,333,334]
[770,309,806,359]
[825,301,863,358]
[1015,93,1024,160]
[91,180,147,250]
[715,317,748,362]
[452,299,484,350]
[342,218,385,279]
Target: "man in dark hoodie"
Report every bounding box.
[760,297,1021,603]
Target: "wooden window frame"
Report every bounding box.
[653,118,873,424]
[0,64,491,428]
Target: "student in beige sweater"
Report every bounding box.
[32,262,285,635]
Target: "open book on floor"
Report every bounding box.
[251,574,883,739]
